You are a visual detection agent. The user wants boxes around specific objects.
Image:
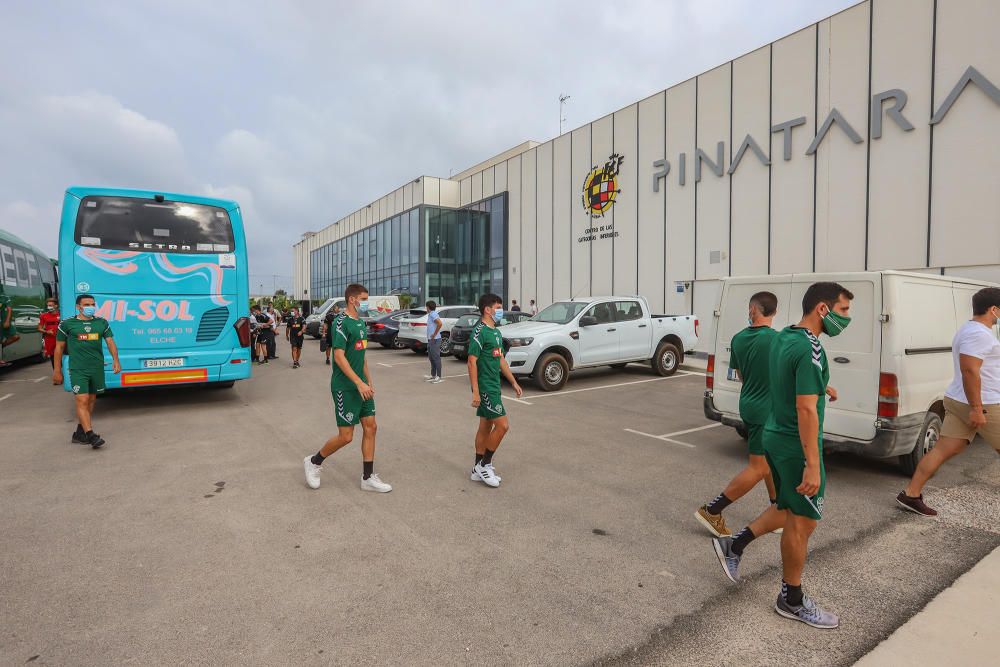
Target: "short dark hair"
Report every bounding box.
[478,293,502,314]
[802,282,854,315]
[512,299,518,304]
[344,283,368,302]
[972,287,1000,316]
[426,300,436,310]
[76,293,94,305]
[251,304,261,311]
[750,291,778,317]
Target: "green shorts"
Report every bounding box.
[1,324,17,340]
[764,443,826,521]
[746,423,765,456]
[333,388,375,426]
[476,390,506,420]
[68,367,106,395]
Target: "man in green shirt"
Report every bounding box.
[712,282,852,630]
[467,293,522,487]
[696,292,779,537]
[52,294,121,448]
[303,284,392,493]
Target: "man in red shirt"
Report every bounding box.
[38,298,61,366]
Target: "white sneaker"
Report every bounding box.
[469,463,502,482]
[474,463,500,488]
[430,376,443,384]
[423,375,435,381]
[361,473,392,493]
[303,456,321,489]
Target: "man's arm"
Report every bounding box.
[499,356,523,397]
[959,353,986,427]
[795,393,821,495]
[333,349,373,399]
[106,337,121,374]
[432,316,443,338]
[468,355,480,406]
[52,340,65,383]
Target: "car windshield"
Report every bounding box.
[533,301,588,324]
[456,314,480,327]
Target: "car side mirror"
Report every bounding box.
[579,315,597,327]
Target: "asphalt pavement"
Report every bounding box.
[1,335,997,665]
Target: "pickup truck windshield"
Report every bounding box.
[534,301,589,324]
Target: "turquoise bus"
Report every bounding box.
[0,228,57,364]
[58,187,252,389]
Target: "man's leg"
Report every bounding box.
[318,426,356,458]
[780,513,816,587]
[475,418,491,459]
[483,415,509,459]
[904,435,968,497]
[360,416,376,470]
[75,394,93,432]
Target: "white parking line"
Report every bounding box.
[660,423,722,438]
[377,359,428,368]
[442,373,468,379]
[0,376,47,384]
[505,396,533,405]
[520,372,694,400]
[623,428,696,448]
[33,376,47,382]
[0,393,12,402]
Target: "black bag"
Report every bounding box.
[319,338,328,352]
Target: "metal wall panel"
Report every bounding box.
[571,125,592,297]
[520,148,537,306]
[535,141,554,307]
[590,115,614,296]
[637,92,666,311]
[665,78,697,314]
[612,103,638,296]
[552,133,572,301]
[695,63,732,281]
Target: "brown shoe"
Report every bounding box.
[896,491,937,517]
[695,505,732,537]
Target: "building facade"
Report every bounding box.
[294,0,999,349]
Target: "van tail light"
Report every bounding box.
[695,318,700,338]
[706,354,715,390]
[878,372,899,418]
[234,317,251,348]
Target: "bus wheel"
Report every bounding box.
[214,381,236,389]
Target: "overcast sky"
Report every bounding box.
[0,0,857,291]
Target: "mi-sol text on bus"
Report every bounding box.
[58,187,253,390]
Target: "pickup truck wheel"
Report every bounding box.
[899,412,941,476]
[535,353,568,392]
[652,342,680,376]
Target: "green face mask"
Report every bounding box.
[822,309,851,337]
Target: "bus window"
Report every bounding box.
[0,243,17,286]
[75,196,235,254]
[13,247,30,287]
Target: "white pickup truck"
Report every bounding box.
[500,296,699,391]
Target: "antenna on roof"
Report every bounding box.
[559,94,571,136]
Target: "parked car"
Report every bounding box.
[366,309,427,349]
[450,311,534,360]
[702,271,1000,474]
[397,305,480,354]
[500,296,699,391]
[305,295,400,338]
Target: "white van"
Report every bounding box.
[305,295,401,337]
[703,271,1000,473]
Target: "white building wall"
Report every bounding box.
[295,0,1000,319]
[535,141,554,307]
[612,103,638,296]
[636,92,665,311]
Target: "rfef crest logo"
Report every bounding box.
[581,153,624,218]
[354,340,368,350]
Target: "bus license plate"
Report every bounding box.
[144,358,185,368]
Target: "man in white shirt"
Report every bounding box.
[897,287,1000,517]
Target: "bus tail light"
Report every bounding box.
[706,354,715,390]
[695,318,700,338]
[878,372,899,418]
[234,317,251,348]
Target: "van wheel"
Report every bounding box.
[899,412,941,475]
[652,342,680,376]
[535,353,568,392]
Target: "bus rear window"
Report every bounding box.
[75,196,235,254]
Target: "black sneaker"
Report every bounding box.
[325,358,330,365]
[896,491,937,517]
[88,432,106,449]
[72,428,89,444]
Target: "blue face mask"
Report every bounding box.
[493,308,504,322]
[358,299,370,313]
[82,306,96,317]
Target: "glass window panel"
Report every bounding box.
[392,215,401,267]
[399,217,409,269]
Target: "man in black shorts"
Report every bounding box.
[286,306,306,368]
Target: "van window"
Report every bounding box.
[898,281,956,351]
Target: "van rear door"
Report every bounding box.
[713,276,793,418]
[791,273,880,441]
